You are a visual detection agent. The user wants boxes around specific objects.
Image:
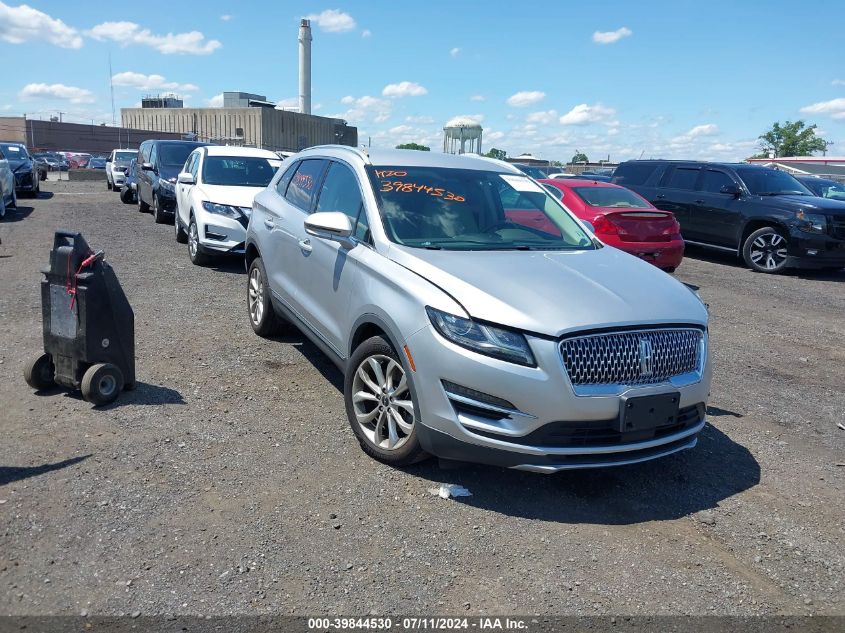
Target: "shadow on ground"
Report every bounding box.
[0,454,91,486]
[32,382,184,408]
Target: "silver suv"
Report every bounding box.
[245,147,712,473]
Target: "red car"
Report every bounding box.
[538,178,685,272]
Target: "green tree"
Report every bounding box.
[483,147,507,160]
[758,120,828,158]
[396,142,430,151]
[571,152,589,164]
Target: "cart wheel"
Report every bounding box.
[24,353,55,390]
[81,363,125,405]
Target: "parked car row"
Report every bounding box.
[0,142,44,199]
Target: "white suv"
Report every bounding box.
[174,146,281,265]
[105,149,138,192]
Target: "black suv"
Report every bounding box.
[136,140,210,224]
[613,160,845,273]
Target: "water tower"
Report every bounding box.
[443,116,483,154]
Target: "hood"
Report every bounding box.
[197,184,261,208]
[157,165,182,182]
[770,194,845,215]
[388,245,707,337]
[9,158,32,172]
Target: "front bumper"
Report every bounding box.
[156,186,177,212]
[405,324,712,472]
[111,170,127,187]
[787,227,845,268]
[197,212,248,254]
[13,170,37,191]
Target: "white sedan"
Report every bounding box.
[174,146,282,265]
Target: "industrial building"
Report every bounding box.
[0,116,182,154]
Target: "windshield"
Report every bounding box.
[803,179,845,200]
[515,164,546,178]
[573,186,651,208]
[0,143,28,160]
[736,168,812,196]
[159,144,200,167]
[114,151,136,163]
[202,156,279,187]
[369,166,595,251]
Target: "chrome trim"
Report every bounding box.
[443,389,536,419]
[512,436,698,472]
[465,418,705,457]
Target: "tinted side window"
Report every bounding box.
[189,153,201,179]
[613,162,660,186]
[140,143,150,162]
[316,162,364,221]
[149,144,158,168]
[665,167,700,190]
[275,160,299,196]
[0,149,5,160]
[284,159,326,211]
[354,206,370,243]
[700,170,735,193]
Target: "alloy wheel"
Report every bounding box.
[188,221,199,258]
[749,232,787,270]
[248,266,264,326]
[351,354,415,451]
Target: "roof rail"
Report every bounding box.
[305,144,371,164]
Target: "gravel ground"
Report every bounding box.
[0,180,843,617]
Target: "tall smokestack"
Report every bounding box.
[298,19,312,115]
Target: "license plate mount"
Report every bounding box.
[619,392,680,433]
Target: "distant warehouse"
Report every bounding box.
[121,91,358,153]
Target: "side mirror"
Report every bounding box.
[304,211,355,247]
[720,184,741,197]
[177,172,194,184]
[141,162,155,171]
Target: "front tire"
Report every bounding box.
[153,194,169,224]
[188,217,210,265]
[247,256,283,337]
[81,363,124,406]
[743,226,789,273]
[121,186,135,204]
[344,336,427,466]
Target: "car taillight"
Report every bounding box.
[662,219,681,236]
[591,214,619,235]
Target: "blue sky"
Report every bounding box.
[2,0,844,161]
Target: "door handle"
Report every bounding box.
[263,217,275,229]
[298,238,313,253]
[656,194,665,199]
[694,199,704,204]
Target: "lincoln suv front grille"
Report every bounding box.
[560,328,703,390]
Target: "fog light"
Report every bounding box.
[441,380,515,410]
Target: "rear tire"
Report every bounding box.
[24,353,55,390]
[247,256,283,337]
[743,226,789,273]
[188,217,211,265]
[81,363,124,406]
[344,336,428,466]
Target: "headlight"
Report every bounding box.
[158,179,175,192]
[426,306,536,366]
[796,211,826,234]
[202,201,241,218]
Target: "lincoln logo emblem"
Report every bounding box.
[639,338,654,375]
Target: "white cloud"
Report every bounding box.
[335,95,392,123]
[361,29,371,38]
[592,27,632,45]
[220,14,232,21]
[470,95,486,102]
[406,115,434,124]
[486,131,505,142]
[112,71,198,92]
[831,79,845,86]
[450,47,461,57]
[207,93,224,107]
[526,110,559,125]
[506,91,545,107]
[800,97,845,120]
[0,1,82,48]
[559,103,616,125]
[87,22,221,55]
[382,81,428,98]
[19,82,95,104]
[304,9,356,33]
[275,97,299,110]
[670,123,719,144]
